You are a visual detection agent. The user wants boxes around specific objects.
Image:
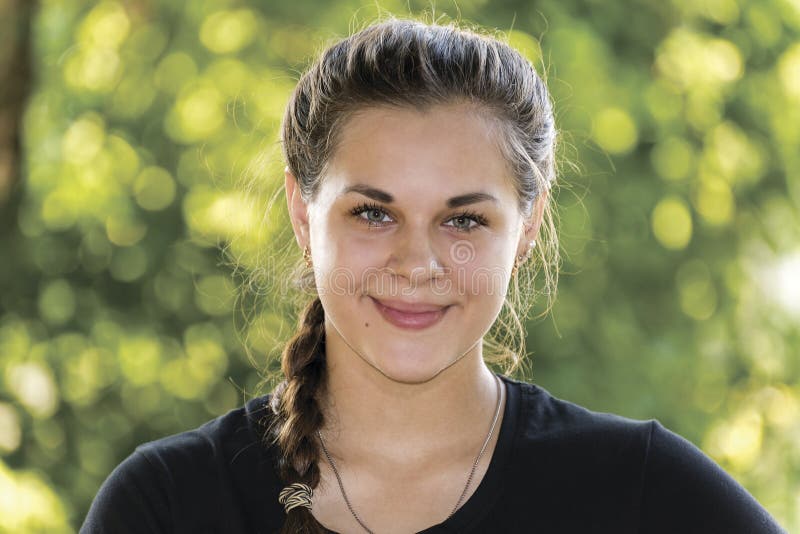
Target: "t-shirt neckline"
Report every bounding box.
[320,372,522,534]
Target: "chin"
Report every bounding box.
[360,346,457,385]
[373,365,443,385]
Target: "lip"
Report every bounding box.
[370,297,450,330]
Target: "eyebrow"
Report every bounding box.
[341,184,498,208]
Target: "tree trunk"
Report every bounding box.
[0,0,35,207]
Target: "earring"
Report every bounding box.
[511,240,536,278]
[303,245,312,268]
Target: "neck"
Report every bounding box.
[317,328,502,467]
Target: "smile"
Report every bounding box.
[370,297,450,330]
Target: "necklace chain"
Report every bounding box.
[316,374,503,534]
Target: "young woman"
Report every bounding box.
[82,18,785,534]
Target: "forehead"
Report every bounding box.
[319,103,517,204]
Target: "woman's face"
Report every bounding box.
[285,102,545,384]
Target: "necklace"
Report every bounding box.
[316,373,503,534]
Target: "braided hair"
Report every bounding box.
[268,296,327,533]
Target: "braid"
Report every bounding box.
[269,296,327,533]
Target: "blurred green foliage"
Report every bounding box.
[0,0,798,531]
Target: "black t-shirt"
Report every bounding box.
[80,374,785,533]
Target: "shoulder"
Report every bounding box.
[491,378,656,531]
[641,419,787,532]
[509,377,654,450]
[80,447,173,534]
[81,394,279,534]
[134,394,271,472]
[505,378,655,493]
[504,377,786,533]
[131,392,275,482]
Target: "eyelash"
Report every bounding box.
[349,202,489,233]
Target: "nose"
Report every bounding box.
[385,225,447,285]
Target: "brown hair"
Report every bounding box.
[265,16,559,533]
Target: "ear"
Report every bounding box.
[284,166,311,248]
[516,188,549,257]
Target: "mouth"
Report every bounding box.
[370,297,451,330]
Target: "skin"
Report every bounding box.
[285,101,547,533]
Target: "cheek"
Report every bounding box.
[313,238,382,295]
[451,262,510,298]
[452,236,514,294]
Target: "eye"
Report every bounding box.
[350,202,391,226]
[445,210,489,233]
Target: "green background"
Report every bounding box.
[0,0,798,531]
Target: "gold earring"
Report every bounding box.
[511,254,524,278]
[303,245,312,268]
